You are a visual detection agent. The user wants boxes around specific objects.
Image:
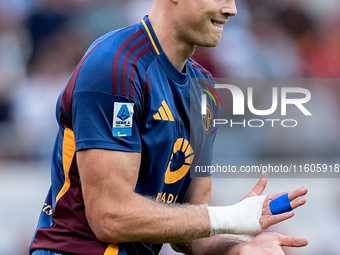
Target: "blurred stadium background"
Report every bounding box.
[0,0,340,254]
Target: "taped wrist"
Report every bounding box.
[208,195,266,236]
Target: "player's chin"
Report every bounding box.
[198,37,221,48]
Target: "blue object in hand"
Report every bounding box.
[270,193,292,215]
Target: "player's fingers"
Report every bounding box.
[290,197,307,210]
[244,173,268,198]
[288,186,308,201]
[262,211,295,229]
[278,235,309,247]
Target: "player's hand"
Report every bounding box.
[232,232,308,255]
[244,174,308,230]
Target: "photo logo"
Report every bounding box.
[200,83,312,128]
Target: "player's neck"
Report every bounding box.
[148,9,195,72]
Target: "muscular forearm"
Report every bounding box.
[78,150,211,244]
[87,179,268,244]
[87,192,211,244]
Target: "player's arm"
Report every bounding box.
[77,149,307,244]
[171,177,308,255]
[77,148,211,244]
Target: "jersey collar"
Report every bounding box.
[141,16,188,85]
[141,16,162,56]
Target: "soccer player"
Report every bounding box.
[30,0,308,254]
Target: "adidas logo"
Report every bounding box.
[153,100,174,121]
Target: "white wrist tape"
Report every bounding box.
[208,195,266,236]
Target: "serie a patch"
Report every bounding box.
[112,102,134,137]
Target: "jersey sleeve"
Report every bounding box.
[73,91,142,152]
[70,38,144,153]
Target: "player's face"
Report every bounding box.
[176,0,237,47]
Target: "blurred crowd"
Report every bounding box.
[0,0,340,161]
[0,0,152,161]
[0,1,340,255]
